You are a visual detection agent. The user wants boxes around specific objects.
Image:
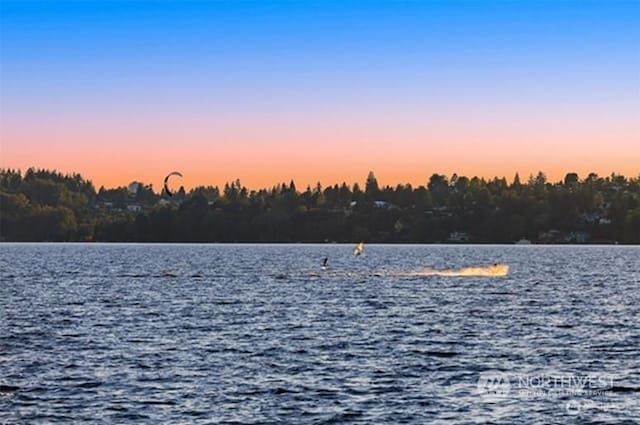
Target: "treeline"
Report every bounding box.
[1,168,639,243]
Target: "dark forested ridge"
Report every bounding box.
[1,168,639,243]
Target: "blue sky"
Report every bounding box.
[1,0,639,188]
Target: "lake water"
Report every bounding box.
[1,244,639,424]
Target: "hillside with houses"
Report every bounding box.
[1,168,639,243]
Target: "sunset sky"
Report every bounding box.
[1,0,639,191]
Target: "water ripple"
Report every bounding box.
[1,244,639,423]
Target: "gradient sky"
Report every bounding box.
[1,0,639,190]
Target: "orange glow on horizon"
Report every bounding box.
[3,150,639,192]
[3,116,639,191]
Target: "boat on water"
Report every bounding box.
[400,263,509,277]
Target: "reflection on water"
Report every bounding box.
[0,244,638,424]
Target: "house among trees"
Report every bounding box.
[448,232,470,243]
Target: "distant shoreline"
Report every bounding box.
[2,168,639,244]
